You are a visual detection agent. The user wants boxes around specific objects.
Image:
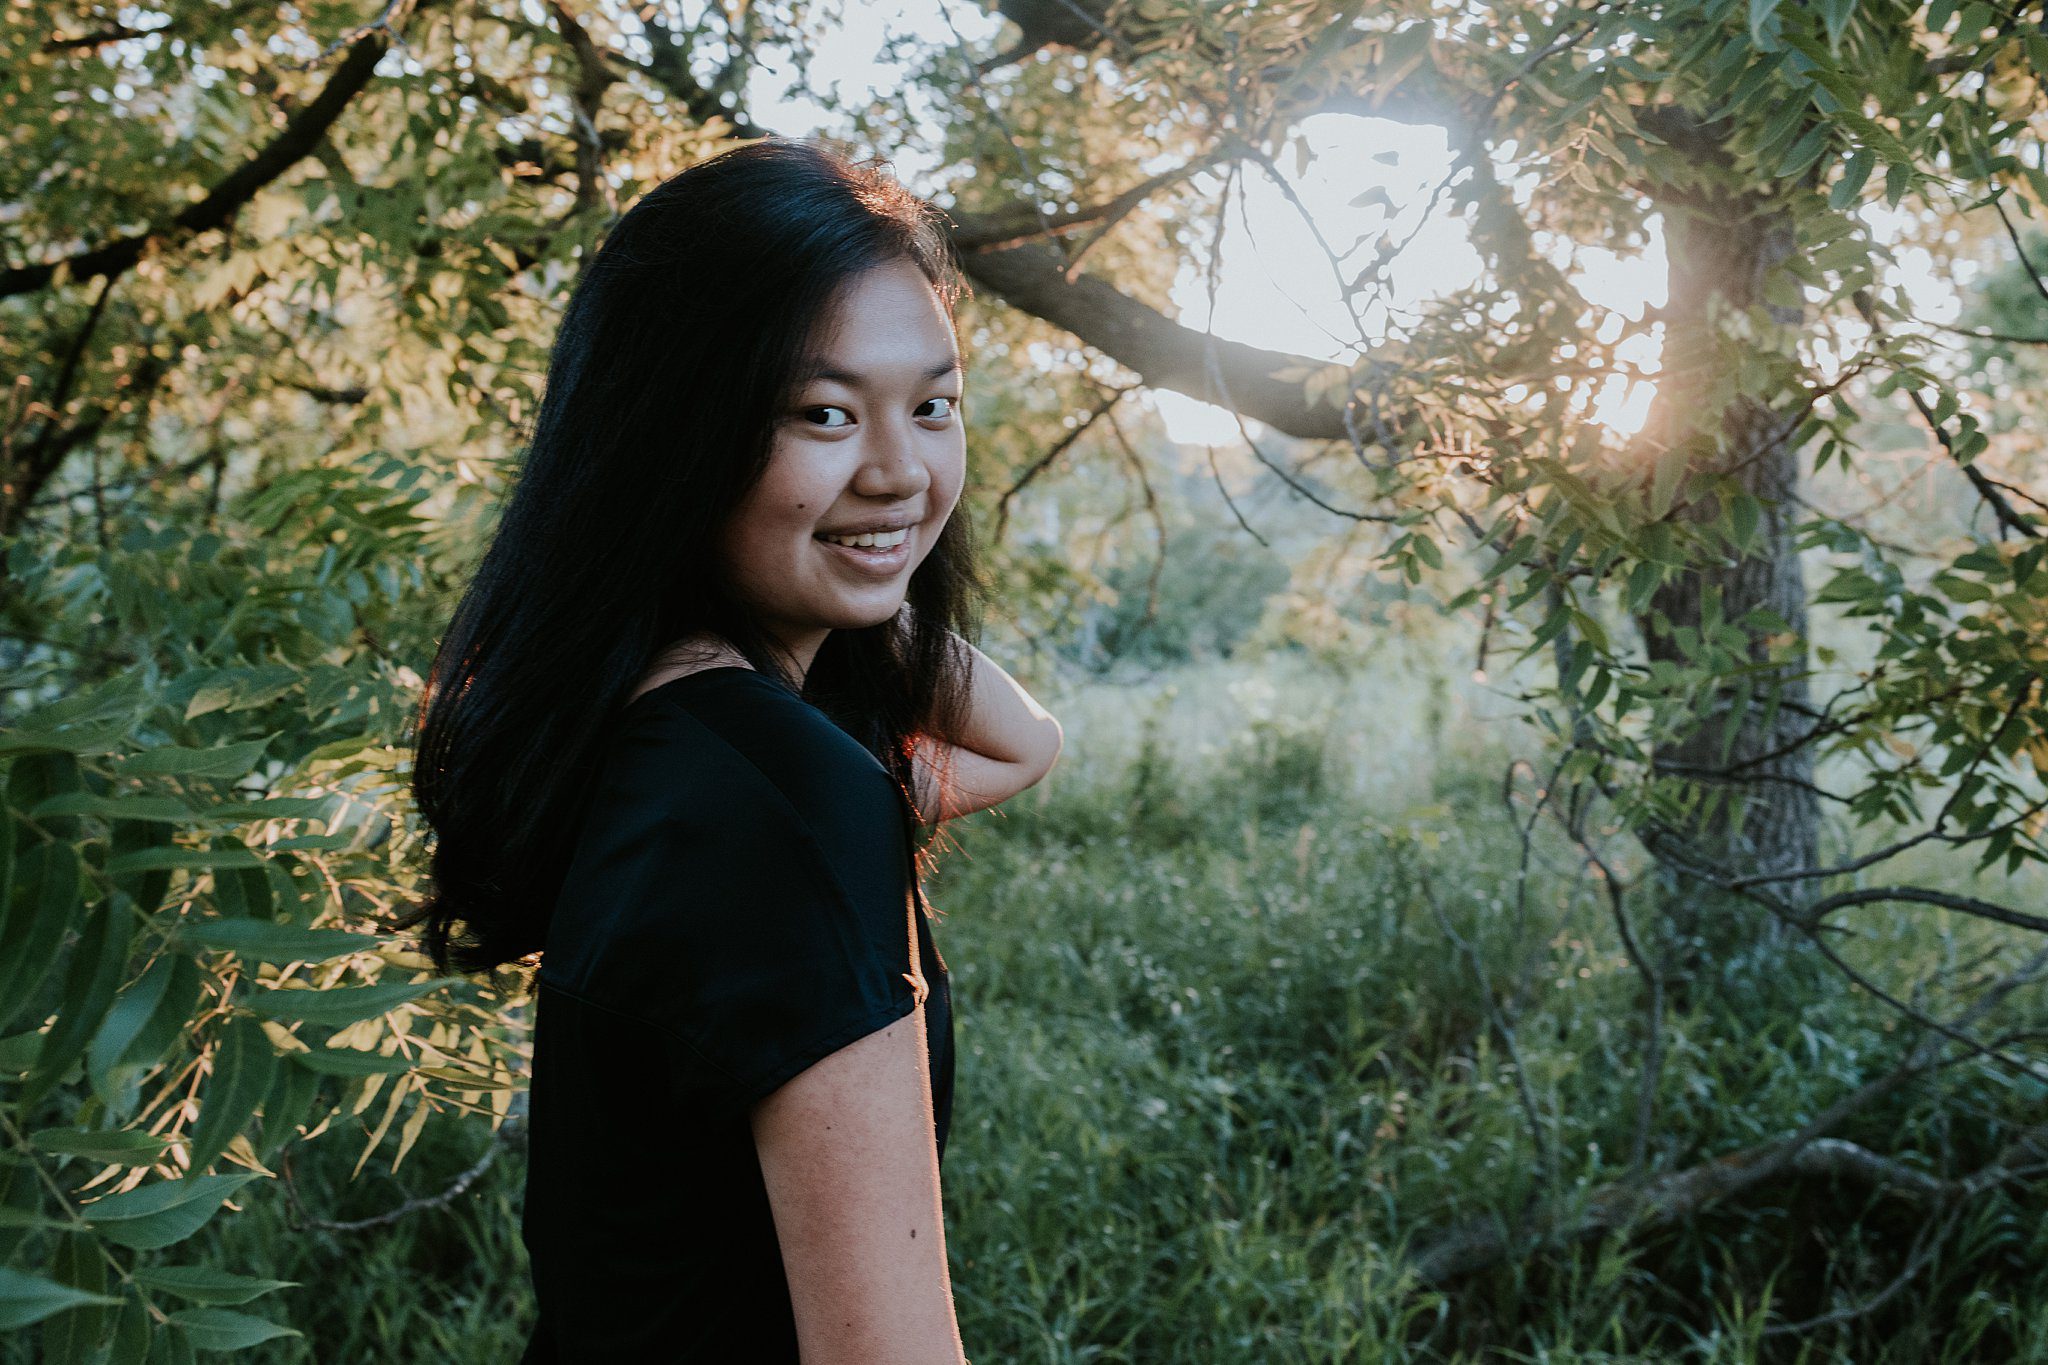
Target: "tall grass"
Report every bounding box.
[119,654,2045,1363]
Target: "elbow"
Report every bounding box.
[1031,715,1064,785]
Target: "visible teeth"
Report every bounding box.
[819,528,908,549]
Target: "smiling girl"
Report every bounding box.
[400,136,1061,1364]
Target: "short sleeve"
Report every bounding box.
[557,698,929,1116]
[679,769,921,1113]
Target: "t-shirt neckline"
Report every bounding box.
[623,665,768,713]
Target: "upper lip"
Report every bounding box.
[815,514,922,537]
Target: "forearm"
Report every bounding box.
[937,640,1061,765]
[912,640,1063,824]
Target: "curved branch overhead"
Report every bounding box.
[945,229,1363,441]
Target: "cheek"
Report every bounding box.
[741,454,831,547]
[934,445,967,510]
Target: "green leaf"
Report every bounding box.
[1649,442,1689,519]
[0,1029,44,1074]
[79,1173,261,1251]
[212,862,275,920]
[111,736,274,780]
[21,892,134,1111]
[1727,492,1763,552]
[40,1225,111,1362]
[125,953,204,1074]
[1933,574,1993,602]
[1719,677,1757,768]
[0,725,133,760]
[0,1207,75,1233]
[244,978,451,1026]
[0,1266,122,1331]
[185,683,241,722]
[258,1054,325,1159]
[178,920,386,965]
[1483,533,1538,581]
[1748,0,1784,49]
[1885,158,1914,208]
[105,1289,152,1365]
[202,797,333,823]
[1821,0,1856,52]
[132,1266,300,1307]
[186,1015,280,1176]
[30,1127,171,1165]
[87,950,179,1107]
[104,846,267,876]
[1568,608,1610,653]
[264,834,354,852]
[0,841,84,1033]
[168,1306,303,1351]
[28,792,199,823]
[1776,122,1830,178]
[1626,560,1665,615]
[289,1047,420,1077]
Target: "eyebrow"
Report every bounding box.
[802,358,964,386]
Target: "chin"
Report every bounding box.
[815,595,906,632]
[845,600,907,629]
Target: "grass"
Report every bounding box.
[33,652,2044,1363]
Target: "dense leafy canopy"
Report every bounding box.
[2,0,2044,1356]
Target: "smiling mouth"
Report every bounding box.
[813,529,913,574]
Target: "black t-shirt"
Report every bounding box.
[518,666,954,1362]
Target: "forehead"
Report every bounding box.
[798,263,960,385]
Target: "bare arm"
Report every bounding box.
[750,1009,967,1365]
[911,639,1063,825]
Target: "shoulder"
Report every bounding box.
[542,674,922,1039]
[630,671,901,834]
[564,676,912,944]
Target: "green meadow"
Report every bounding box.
[138,652,2048,1364]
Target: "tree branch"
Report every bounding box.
[1,8,421,299]
[949,234,1382,439]
[1851,287,2043,540]
[1407,942,2048,1284]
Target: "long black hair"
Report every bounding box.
[395,135,984,977]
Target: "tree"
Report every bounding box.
[2,0,2045,1353]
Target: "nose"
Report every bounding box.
[851,417,933,501]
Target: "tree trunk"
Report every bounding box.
[1634,192,1822,1000]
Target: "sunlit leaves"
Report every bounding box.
[0,1,2039,1355]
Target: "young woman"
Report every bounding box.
[399,137,1062,1363]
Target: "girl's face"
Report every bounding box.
[720,258,966,673]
